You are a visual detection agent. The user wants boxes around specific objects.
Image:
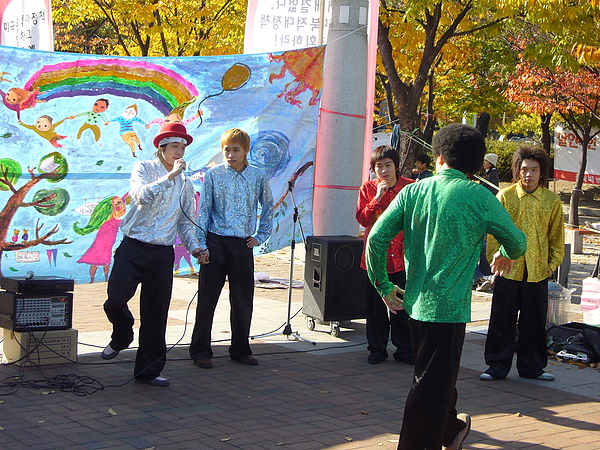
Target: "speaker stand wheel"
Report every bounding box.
[330,322,340,338]
[306,316,316,331]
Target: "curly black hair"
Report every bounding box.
[431,124,486,176]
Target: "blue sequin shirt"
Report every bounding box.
[197,163,274,248]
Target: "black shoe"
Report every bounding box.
[135,376,170,387]
[367,352,386,364]
[101,344,119,360]
[394,355,415,365]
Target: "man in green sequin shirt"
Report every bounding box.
[366,124,526,450]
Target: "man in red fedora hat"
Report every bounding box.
[102,122,208,387]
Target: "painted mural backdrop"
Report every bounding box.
[0,45,325,283]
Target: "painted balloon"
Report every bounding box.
[222,63,251,91]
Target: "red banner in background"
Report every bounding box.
[554,123,600,185]
[0,0,54,50]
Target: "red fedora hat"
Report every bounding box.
[153,122,193,148]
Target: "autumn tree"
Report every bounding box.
[0,153,72,277]
[506,63,600,227]
[52,0,247,57]
[377,0,515,175]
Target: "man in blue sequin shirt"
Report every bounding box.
[190,128,274,369]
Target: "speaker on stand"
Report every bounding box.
[302,236,367,337]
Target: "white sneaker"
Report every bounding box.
[535,372,555,381]
[477,280,492,291]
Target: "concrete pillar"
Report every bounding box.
[312,0,368,237]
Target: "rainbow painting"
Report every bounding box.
[24,59,199,115]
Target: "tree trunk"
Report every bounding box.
[396,111,425,177]
[476,112,490,138]
[568,135,590,227]
[423,72,436,146]
[377,73,397,123]
[540,113,552,155]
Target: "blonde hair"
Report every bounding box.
[220,128,250,152]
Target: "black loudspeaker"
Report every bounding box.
[302,235,367,322]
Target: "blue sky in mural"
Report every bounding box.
[0,45,324,283]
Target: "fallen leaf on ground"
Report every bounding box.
[108,408,117,416]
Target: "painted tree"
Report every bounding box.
[0,153,72,277]
[52,0,247,57]
[506,62,600,226]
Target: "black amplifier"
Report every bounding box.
[1,276,74,294]
[0,292,73,331]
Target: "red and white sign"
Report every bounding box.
[244,0,332,53]
[554,123,600,185]
[0,0,53,50]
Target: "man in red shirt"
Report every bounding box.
[357,145,414,364]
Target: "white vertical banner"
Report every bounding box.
[554,123,600,185]
[0,0,54,51]
[244,0,332,53]
[362,0,378,182]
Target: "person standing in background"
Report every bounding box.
[474,153,500,291]
[357,145,414,365]
[411,153,434,181]
[481,145,564,382]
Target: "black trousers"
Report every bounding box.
[366,270,412,361]
[190,233,255,360]
[398,320,466,450]
[104,236,174,381]
[484,276,549,379]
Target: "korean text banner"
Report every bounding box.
[554,123,600,185]
[0,45,324,283]
[0,0,54,50]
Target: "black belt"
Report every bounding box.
[125,235,169,248]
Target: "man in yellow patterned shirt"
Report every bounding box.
[482,145,564,381]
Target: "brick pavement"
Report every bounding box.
[0,248,599,449]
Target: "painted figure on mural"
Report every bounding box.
[73,196,127,283]
[19,114,73,147]
[70,98,110,146]
[146,111,201,130]
[104,104,147,157]
[0,86,44,119]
